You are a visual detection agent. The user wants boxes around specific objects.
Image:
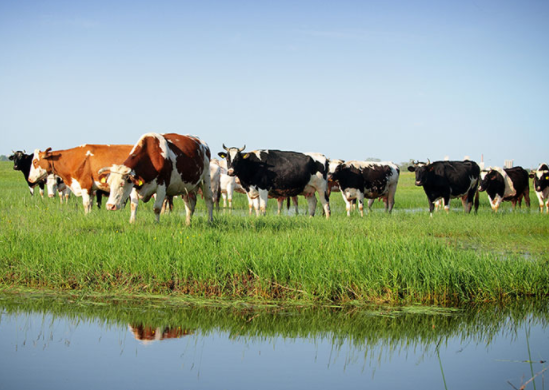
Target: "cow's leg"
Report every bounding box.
[387,185,396,213]
[39,183,45,198]
[153,186,167,222]
[341,192,352,217]
[28,185,35,196]
[182,193,197,226]
[291,196,299,215]
[368,198,375,212]
[461,195,471,213]
[317,188,330,219]
[128,188,139,223]
[258,190,268,216]
[305,192,317,217]
[524,189,531,208]
[277,198,284,215]
[200,171,214,223]
[82,190,93,214]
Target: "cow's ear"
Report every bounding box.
[130,176,144,187]
[407,166,416,172]
[218,152,227,159]
[98,168,111,184]
[43,148,54,159]
[8,155,14,161]
[243,153,250,159]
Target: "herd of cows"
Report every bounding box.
[7,132,549,224]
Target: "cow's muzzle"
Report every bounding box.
[106,203,119,211]
[227,168,235,176]
[415,181,422,186]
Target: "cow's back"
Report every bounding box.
[82,144,133,177]
[162,133,210,184]
[436,161,479,190]
[505,167,529,195]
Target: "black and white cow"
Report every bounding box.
[218,145,331,218]
[529,163,549,213]
[46,174,71,203]
[479,166,530,212]
[9,151,46,197]
[328,159,400,216]
[408,160,480,215]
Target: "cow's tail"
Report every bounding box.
[474,189,480,214]
[286,196,290,210]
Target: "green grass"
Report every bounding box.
[1,161,548,306]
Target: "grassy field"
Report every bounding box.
[1,161,548,306]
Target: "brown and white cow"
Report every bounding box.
[98,133,213,225]
[28,144,139,221]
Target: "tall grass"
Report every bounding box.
[1,162,548,305]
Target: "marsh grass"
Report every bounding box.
[1,162,548,305]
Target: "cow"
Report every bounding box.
[98,133,213,225]
[9,151,46,197]
[46,174,71,204]
[479,166,530,212]
[407,160,480,215]
[529,163,549,213]
[27,144,139,221]
[218,145,331,218]
[328,160,400,216]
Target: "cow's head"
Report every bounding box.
[407,160,430,186]
[478,169,499,192]
[9,150,27,171]
[28,148,54,183]
[529,164,549,192]
[98,164,141,211]
[327,159,345,182]
[218,144,246,176]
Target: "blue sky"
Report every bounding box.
[1,0,548,168]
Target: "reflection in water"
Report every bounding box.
[129,324,193,343]
[0,293,547,390]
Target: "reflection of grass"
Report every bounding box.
[1,290,548,345]
[1,164,548,305]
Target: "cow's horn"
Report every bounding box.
[222,143,228,151]
[427,158,430,165]
[238,145,246,152]
[98,167,110,175]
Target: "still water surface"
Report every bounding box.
[0,294,547,390]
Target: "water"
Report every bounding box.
[0,294,547,390]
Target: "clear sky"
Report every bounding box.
[1,0,548,168]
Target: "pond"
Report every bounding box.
[0,293,547,390]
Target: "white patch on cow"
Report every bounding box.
[69,178,84,197]
[305,152,327,165]
[132,133,169,159]
[328,159,345,175]
[86,150,94,157]
[251,150,263,159]
[493,167,516,198]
